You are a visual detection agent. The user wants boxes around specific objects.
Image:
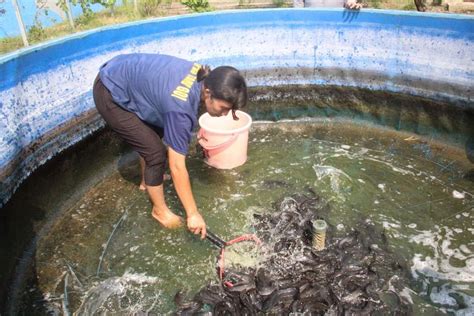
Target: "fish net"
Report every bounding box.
[217,234,262,288]
[175,193,413,314]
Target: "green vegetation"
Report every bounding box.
[181,0,212,12]
[367,0,382,9]
[138,0,164,17]
[366,0,419,10]
[402,2,417,10]
[272,0,288,7]
[0,37,23,55]
[57,0,117,19]
[27,21,47,43]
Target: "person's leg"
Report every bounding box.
[139,150,170,191]
[139,156,146,191]
[93,76,181,228]
[147,185,181,228]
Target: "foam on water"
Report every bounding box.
[453,190,466,199]
[429,284,474,315]
[410,225,474,283]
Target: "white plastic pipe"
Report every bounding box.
[65,0,75,29]
[11,0,29,46]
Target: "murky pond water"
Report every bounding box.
[29,120,473,314]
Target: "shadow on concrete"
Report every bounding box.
[115,122,165,188]
[0,203,48,315]
[117,151,142,187]
[0,128,127,314]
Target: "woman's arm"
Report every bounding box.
[168,147,207,238]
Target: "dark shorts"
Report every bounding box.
[93,75,167,186]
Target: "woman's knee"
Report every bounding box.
[143,154,166,186]
[142,148,167,170]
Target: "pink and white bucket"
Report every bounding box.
[198,110,252,169]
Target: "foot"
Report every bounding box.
[151,206,182,228]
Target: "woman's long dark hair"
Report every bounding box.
[197,65,247,120]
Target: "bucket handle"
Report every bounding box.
[198,130,238,150]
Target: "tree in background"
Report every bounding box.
[57,0,117,19]
[414,0,427,11]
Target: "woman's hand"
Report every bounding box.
[187,213,207,239]
[344,0,362,10]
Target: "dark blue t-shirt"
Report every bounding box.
[99,54,202,155]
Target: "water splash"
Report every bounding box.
[74,271,161,315]
[312,164,352,193]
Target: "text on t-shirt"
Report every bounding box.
[171,63,201,102]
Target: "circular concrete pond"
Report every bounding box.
[0,9,473,315]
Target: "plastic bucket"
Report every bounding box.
[198,110,252,169]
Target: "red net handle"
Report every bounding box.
[218,234,262,287]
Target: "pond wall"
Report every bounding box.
[0,8,473,206]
